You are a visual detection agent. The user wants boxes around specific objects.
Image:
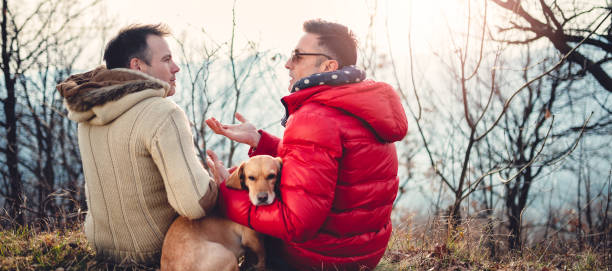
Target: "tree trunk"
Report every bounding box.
[506,200,522,251]
[448,199,462,231]
[1,0,24,225]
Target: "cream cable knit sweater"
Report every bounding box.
[59,68,217,265]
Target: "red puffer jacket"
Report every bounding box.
[219,80,408,270]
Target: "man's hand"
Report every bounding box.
[206,149,229,184]
[205,112,261,148]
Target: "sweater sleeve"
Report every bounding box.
[150,107,217,219]
[221,109,342,242]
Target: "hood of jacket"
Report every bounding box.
[282,80,408,142]
[56,66,170,125]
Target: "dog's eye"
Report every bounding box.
[248,176,256,181]
[266,174,276,180]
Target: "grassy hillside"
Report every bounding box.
[0,225,155,270]
[0,220,608,270]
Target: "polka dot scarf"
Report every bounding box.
[281,65,366,126]
[290,65,366,93]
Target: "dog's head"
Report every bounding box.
[226,155,282,206]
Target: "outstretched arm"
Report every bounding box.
[219,111,342,242]
[206,112,261,148]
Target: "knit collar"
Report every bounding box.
[290,65,366,93]
[281,66,366,126]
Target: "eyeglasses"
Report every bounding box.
[290,49,333,63]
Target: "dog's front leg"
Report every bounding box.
[240,228,266,271]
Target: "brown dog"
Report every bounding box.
[161,155,282,271]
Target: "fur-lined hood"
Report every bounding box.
[56,66,171,125]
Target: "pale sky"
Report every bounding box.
[101,0,474,58]
[103,0,364,51]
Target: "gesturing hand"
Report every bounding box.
[205,112,261,148]
[206,149,229,185]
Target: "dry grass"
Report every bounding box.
[0,215,609,271]
[0,225,157,270]
[377,213,610,271]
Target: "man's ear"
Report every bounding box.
[226,162,245,189]
[320,59,339,73]
[129,58,142,71]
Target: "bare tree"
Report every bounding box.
[495,49,582,250]
[387,2,609,249]
[1,0,102,226]
[174,29,222,165]
[484,0,612,250]
[1,0,23,224]
[491,0,612,92]
[390,0,504,226]
[225,0,263,167]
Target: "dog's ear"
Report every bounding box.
[274,157,283,171]
[274,157,283,192]
[226,162,245,189]
[275,157,283,179]
[239,165,247,190]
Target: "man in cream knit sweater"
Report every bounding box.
[56,24,217,266]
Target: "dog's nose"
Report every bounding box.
[257,192,268,203]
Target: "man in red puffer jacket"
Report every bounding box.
[206,19,408,271]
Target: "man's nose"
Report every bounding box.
[171,61,180,73]
[284,58,292,70]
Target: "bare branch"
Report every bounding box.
[497,21,534,33]
[472,50,501,129]
[465,0,488,81]
[384,2,423,122]
[539,0,562,31]
[403,1,422,121]
[564,35,612,52]
[562,6,607,28]
[476,12,611,141]
[461,163,508,202]
[494,34,545,45]
[498,115,555,184]
[501,112,593,184]
[413,119,456,192]
[492,0,612,92]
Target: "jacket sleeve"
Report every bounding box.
[247,129,280,157]
[221,110,342,242]
[150,107,217,220]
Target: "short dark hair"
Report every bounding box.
[103,24,170,69]
[303,19,357,68]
